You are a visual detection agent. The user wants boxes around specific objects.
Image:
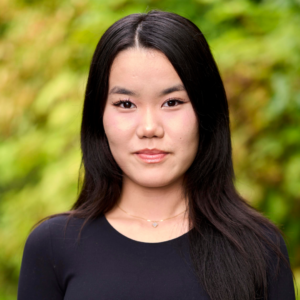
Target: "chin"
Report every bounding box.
[131,174,180,188]
[136,181,173,189]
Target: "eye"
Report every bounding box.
[162,99,185,107]
[113,100,136,109]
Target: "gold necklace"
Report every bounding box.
[117,205,187,228]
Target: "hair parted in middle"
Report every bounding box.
[69,10,285,300]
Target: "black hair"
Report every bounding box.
[62,10,288,300]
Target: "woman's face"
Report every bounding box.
[103,48,199,188]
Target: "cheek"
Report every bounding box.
[177,112,199,166]
[103,111,135,148]
[166,110,199,146]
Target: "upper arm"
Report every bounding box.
[267,234,296,300]
[18,219,63,300]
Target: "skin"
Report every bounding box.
[103,48,199,242]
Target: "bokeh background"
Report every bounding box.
[0,0,299,298]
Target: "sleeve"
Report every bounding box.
[17,219,64,300]
[267,234,296,300]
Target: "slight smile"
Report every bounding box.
[134,148,169,164]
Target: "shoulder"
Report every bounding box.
[23,216,65,254]
[256,223,290,268]
[261,225,289,260]
[27,215,71,240]
[25,214,107,250]
[265,228,291,272]
[24,215,87,252]
[260,225,296,299]
[268,236,295,299]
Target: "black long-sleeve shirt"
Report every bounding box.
[18,214,295,299]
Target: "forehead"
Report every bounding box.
[111,47,171,70]
[108,48,184,93]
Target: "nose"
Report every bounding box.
[136,108,164,139]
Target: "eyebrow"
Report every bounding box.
[159,84,185,96]
[108,84,185,97]
[109,86,138,96]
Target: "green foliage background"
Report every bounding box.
[0,0,299,298]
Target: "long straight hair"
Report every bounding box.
[65,11,286,300]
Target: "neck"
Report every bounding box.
[117,175,188,220]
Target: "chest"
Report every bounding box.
[58,241,209,300]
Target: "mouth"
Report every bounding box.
[134,148,169,163]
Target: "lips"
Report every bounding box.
[135,148,169,155]
[134,148,169,163]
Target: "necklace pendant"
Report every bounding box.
[152,222,159,228]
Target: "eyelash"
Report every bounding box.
[113,98,185,109]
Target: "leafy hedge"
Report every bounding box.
[0,0,299,298]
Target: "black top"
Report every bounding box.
[18,214,295,300]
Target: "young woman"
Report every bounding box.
[18,11,295,300]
